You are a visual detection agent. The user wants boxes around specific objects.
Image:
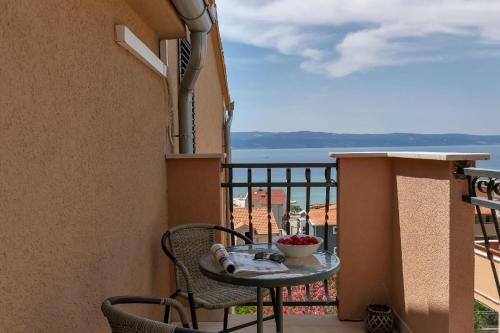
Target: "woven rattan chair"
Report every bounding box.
[161,224,276,332]
[101,296,211,333]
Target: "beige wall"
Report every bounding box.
[0,1,227,331]
[194,31,226,154]
[336,158,393,316]
[337,157,475,333]
[166,156,225,230]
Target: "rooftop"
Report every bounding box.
[252,188,285,206]
[308,204,337,226]
[233,207,280,234]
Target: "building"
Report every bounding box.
[232,195,247,208]
[1,1,232,331]
[248,188,286,229]
[305,204,337,252]
[233,207,281,244]
[0,1,495,331]
[474,205,499,239]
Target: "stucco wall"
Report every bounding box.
[0,1,226,331]
[194,31,226,154]
[337,157,475,332]
[337,158,393,318]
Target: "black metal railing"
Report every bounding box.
[221,162,338,307]
[463,167,500,300]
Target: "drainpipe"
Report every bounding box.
[170,0,215,153]
[224,101,234,163]
[224,101,234,239]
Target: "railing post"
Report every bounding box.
[305,168,311,235]
[247,168,253,241]
[324,167,331,252]
[285,168,291,235]
[228,167,235,246]
[267,168,272,243]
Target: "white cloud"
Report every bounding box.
[216,0,500,77]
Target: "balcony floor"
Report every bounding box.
[197,314,369,333]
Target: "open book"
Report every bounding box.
[210,244,289,275]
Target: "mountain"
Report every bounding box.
[231,132,500,149]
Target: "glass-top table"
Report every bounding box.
[199,243,340,333]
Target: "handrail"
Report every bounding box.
[464,167,500,179]
[222,162,336,168]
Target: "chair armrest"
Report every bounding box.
[106,296,190,327]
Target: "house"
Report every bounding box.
[306,204,337,252]
[232,194,247,208]
[1,1,232,331]
[247,188,286,229]
[233,207,281,244]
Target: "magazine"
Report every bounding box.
[210,244,289,275]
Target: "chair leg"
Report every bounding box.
[163,291,179,323]
[269,288,279,331]
[188,292,198,329]
[223,308,229,331]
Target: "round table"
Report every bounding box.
[199,243,340,333]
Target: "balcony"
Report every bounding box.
[165,151,498,333]
[197,314,365,333]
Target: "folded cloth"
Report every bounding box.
[210,244,288,275]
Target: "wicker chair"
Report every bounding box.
[161,224,276,332]
[101,296,211,333]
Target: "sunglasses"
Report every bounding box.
[253,252,285,264]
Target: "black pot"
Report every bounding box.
[365,304,394,333]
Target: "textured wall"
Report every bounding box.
[0,1,182,331]
[166,156,224,229]
[195,32,225,154]
[337,158,393,319]
[337,157,475,332]
[392,159,474,333]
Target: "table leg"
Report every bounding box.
[275,287,283,333]
[257,287,263,333]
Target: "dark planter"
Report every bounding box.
[365,304,394,333]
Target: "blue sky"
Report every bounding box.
[217,0,500,134]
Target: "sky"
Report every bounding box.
[216,0,500,134]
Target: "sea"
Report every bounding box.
[231,144,500,208]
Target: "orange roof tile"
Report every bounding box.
[251,189,285,206]
[308,204,337,226]
[233,207,280,235]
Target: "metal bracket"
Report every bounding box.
[453,160,473,179]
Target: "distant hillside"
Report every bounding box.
[232,132,500,149]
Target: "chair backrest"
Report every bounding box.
[101,298,176,333]
[165,224,216,292]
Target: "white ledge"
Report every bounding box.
[165,153,226,160]
[329,151,490,161]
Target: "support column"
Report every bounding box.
[332,152,488,333]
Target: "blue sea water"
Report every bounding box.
[231,145,500,207]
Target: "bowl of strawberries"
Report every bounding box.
[275,235,323,258]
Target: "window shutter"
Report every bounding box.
[178,38,196,153]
